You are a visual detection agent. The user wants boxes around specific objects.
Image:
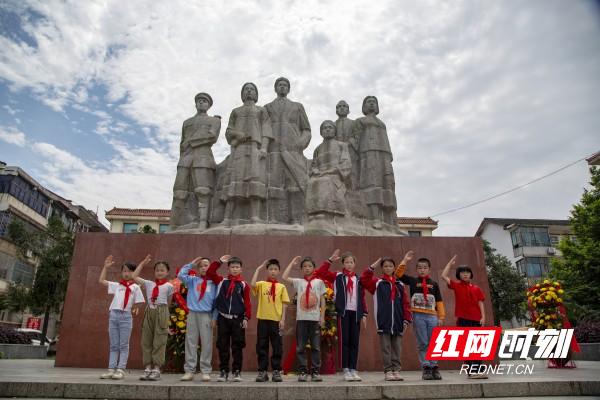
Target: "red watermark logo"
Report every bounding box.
[426,327,574,361]
[426,327,502,361]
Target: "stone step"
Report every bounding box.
[1,360,599,400]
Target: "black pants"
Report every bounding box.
[339,311,361,370]
[217,315,246,372]
[296,320,321,373]
[457,318,482,371]
[256,319,282,371]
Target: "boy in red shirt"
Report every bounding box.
[441,255,487,379]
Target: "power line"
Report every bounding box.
[430,156,588,218]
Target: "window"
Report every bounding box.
[123,223,139,233]
[407,230,422,237]
[159,224,170,234]
[12,261,35,287]
[512,226,551,247]
[550,235,560,246]
[522,257,550,279]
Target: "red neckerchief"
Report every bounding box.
[226,275,243,298]
[304,274,316,308]
[343,269,355,296]
[421,275,430,305]
[197,277,208,301]
[151,279,168,304]
[266,278,278,302]
[119,279,134,310]
[382,274,396,301]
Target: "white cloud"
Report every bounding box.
[0,126,27,146]
[1,0,599,234]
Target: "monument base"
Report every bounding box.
[172,218,404,236]
[56,232,491,371]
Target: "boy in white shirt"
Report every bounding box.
[282,256,326,382]
[131,255,174,381]
[98,255,145,380]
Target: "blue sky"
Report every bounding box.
[1,0,599,235]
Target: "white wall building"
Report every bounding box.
[475,218,573,285]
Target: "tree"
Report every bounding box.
[138,224,157,234]
[0,283,30,324]
[550,166,600,323]
[484,240,528,326]
[7,214,74,344]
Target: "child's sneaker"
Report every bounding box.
[100,369,115,379]
[232,371,242,382]
[217,370,228,382]
[392,371,404,381]
[343,369,353,381]
[422,366,433,380]
[350,370,362,381]
[139,368,151,381]
[310,371,323,382]
[111,369,125,380]
[147,369,161,381]
[272,370,283,382]
[298,372,308,382]
[180,372,194,381]
[431,366,442,380]
[255,370,268,382]
[201,373,211,382]
[384,371,395,381]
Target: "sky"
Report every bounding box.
[0,0,599,236]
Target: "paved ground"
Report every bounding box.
[0,359,599,399]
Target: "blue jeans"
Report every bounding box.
[413,312,438,368]
[108,309,133,369]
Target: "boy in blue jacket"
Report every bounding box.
[178,256,226,382]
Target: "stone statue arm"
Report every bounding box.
[337,143,351,180]
[179,123,186,154]
[225,109,241,147]
[207,116,221,145]
[348,120,359,152]
[351,118,363,152]
[260,108,273,154]
[309,147,321,177]
[297,103,311,150]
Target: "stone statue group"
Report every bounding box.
[171,77,399,235]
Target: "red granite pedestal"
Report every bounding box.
[55,233,492,371]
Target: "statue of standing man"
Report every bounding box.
[335,100,359,190]
[265,77,311,225]
[223,82,273,226]
[171,92,221,230]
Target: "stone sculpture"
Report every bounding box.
[171,82,401,236]
[222,83,273,226]
[171,92,220,230]
[334,100,359,189]
[353,96,397,229]
[264,77,311,225]
[305,120,351,224]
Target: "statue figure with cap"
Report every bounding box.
[222,82,273,226]
[171,92,221,230]
[265,77,311,225]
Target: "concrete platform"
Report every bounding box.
[0,360,599,399]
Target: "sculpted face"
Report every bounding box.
[365,97,378,113]
[336,101,349,118]
[320,121,336,139]
[195,96,210,113]
[242,83,258,102]
[275,80,290,97]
